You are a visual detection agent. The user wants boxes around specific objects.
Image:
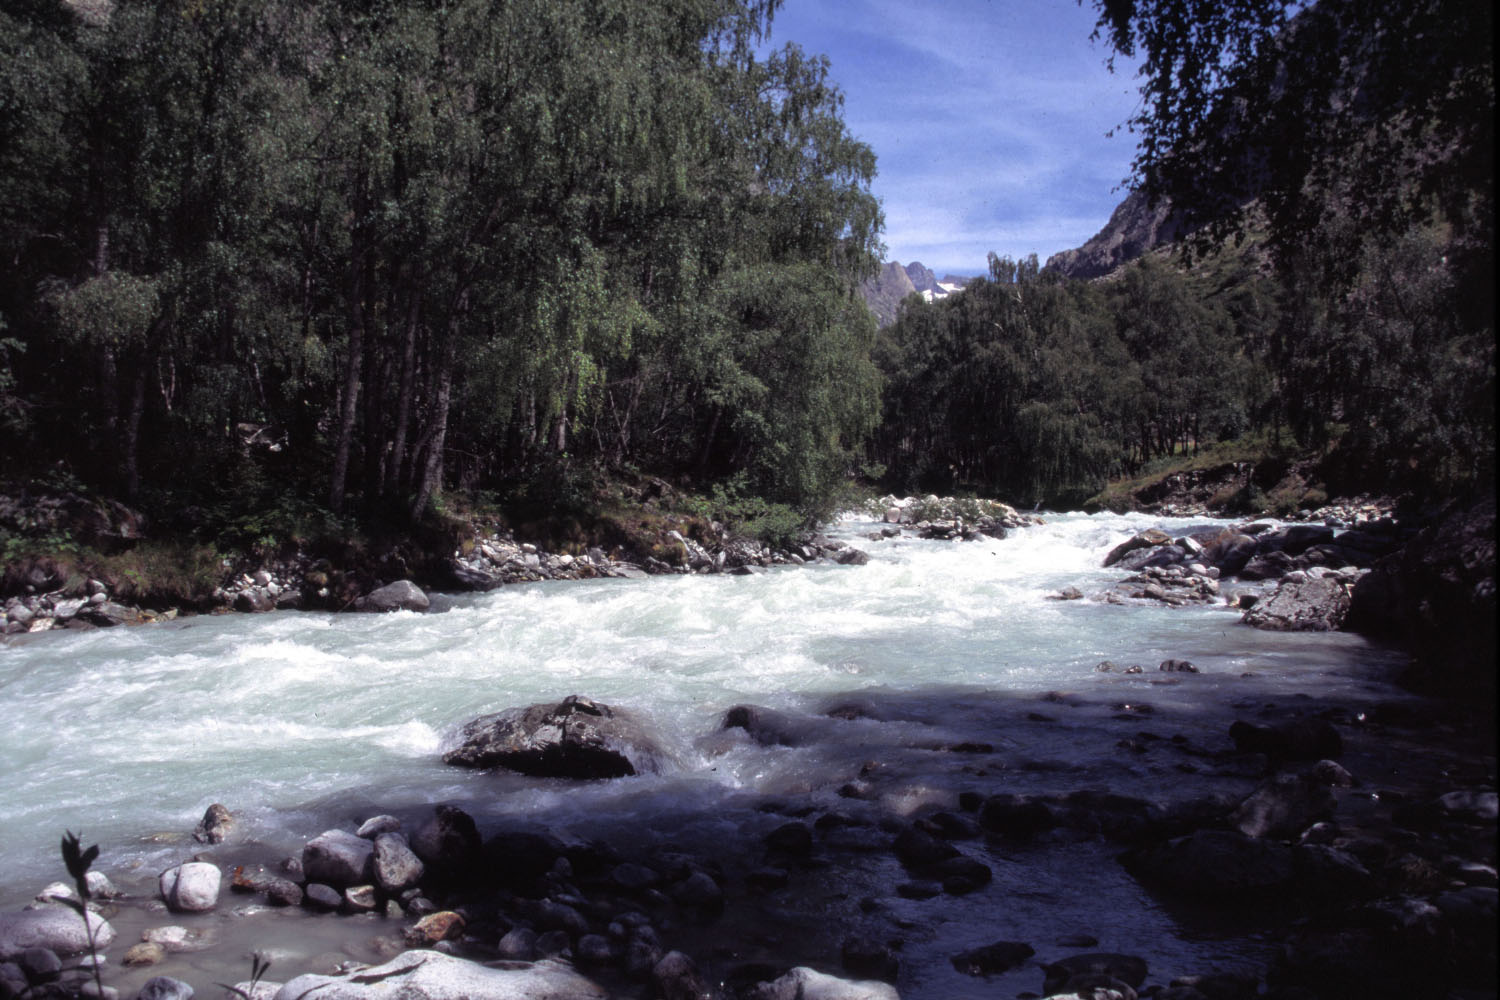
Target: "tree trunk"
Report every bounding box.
[387,292,420,497]
[694,405,721,476]
[411,304,460,521]
[329,242,366,512]
[122,352,147,501]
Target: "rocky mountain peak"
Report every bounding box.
[860,261,975,327]
[1043,190,1192,281]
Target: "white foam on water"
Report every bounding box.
[0,510,1404,908]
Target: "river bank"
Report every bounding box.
[1,510,1494,999]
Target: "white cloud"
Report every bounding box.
[764,0,1144,273]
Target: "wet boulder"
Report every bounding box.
[891,826,960,867]
[273,950,607,1000]
[1121,830,1295,899]
[138,976,195,1000]
[1265,524,1337,556]
[354,580,429,613]
[193,803,234,844]
[372,833,424,893]
[1042,953,1148,995]
[745,965,900,1000]
[722,704,807,747]
[302,830,374,888]
[1201,530,1260,576]
[652,952,712,1000]
[159,862,222,912]
[0,907,115,959]
[978,793,1058,839]
[950,940,1034,976]
[1232,771,1337,839]
[1117,543,1186,572]
[1103,529,1172,567]
[1238,551,1294,581]
[443,695,663,778]
[1242,577,1351,631]
[411,806,482,879]
[1229,719,1343,761]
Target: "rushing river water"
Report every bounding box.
[0,510,1421,997]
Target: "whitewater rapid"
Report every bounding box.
[0,510,1408,913]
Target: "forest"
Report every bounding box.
[874,0,1494,505]
[0,0,1493,545]
[1,0,883,534]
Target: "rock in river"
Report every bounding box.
[355,580,430,613]
[159,862,221,912]
[0,907,115,959]
[745,965,900,1000]
[273,950,606,1000]
[302,829,374,888]
[1121,829,1294,899]
[443,695,664,778]
[1242,577,1351,631]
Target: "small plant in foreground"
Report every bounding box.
[59,831,105,1000]
[218,953,273,999]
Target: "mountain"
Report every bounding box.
[1043,190,1193,281]
[860,261,975,327]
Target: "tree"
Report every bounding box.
[1091,0,1494,494]
[1090,0,1493,276]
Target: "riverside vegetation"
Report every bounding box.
[0,0,1492,561]
[0,1,1494,998]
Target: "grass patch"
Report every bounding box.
[95,541,227,608]
[1085,430,1312,513]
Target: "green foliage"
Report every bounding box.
[1090,0,1493,270]
[1084,0,1494,504]
[0,0,880,523]
[871,253,1257,504]
[208,498,354,556]
[96,542,225,605]
[1274,221,1495,492]
[48,272,159,350]
[680,474,809,550]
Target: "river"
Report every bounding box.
[0,510,1423,997]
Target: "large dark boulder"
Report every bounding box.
[950,941,1034,977]
[443,695,664,778]
[1229,718,1343,761]
[1117,543,1186,572]
[1242,577,1351,631]
[1348,497,1495,699]
[1103,529,1172,567]
[1263,524,1336,556]
[1201,530,1260,575]
[1121,830,1295,899]
[1042,954,1148,995]
[721,704,807,746]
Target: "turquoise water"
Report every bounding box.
[0,511,1415,997]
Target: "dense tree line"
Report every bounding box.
[0,0,880,525]
[870,253,1263,504]
[1,0,1491,531]
[870,0,1492,505]
[872,216,1491,505]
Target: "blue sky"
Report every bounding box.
[760,0,1142,276]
